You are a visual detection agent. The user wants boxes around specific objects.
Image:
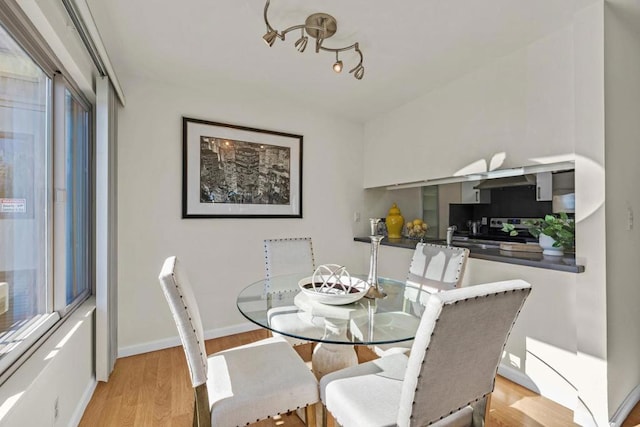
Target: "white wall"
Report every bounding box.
[363,25,576,188]
[573,3,609,426]
[361,3,640,425]
[0,301,96,426]
[603,2,640,419]
[116,74,367,354]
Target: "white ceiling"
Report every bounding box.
[87,0,602,123]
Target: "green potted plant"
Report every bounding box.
[501,212,575,256]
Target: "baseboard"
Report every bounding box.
[609,384,640,427]
[70,377,97,426]
[497,363,541,394]
[117,322,260,357]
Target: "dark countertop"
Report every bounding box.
[354,236,585,274]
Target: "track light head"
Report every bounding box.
[295,35,308,52]
[263,29,278,47]
[350,64,365,80]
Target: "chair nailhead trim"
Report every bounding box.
[170,270,207,381]
[414,286,530,421]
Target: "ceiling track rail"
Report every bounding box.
[61,0,107,76]
[60,0,126,106]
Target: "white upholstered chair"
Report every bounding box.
[264,237,316,288]
[405,242,469,296]
[374,243,470,356]
[158,256,319,427]
[321,279,531,427]
[264,237,325,346]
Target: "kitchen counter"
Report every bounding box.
[354,236,585,273]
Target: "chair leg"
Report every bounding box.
[484,393,492,422]
[305,403,317,427]
[322,405,337,427]
[193,400,198,427]
[194,384,212,427]
[471,393,491,427]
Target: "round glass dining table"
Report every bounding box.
[236,273,429,377]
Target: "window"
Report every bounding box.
[0,20,92,375]
[63,88,91,307]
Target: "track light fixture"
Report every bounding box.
[262,0,365,80]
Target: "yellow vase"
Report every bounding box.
[386,203,404,239]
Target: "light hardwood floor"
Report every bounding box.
[80,330,639,426]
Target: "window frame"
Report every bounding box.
[53,74,94,317]
[0,6,94,383]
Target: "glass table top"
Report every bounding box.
[236,273,429,346]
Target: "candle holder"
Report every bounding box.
[365,218,386,299]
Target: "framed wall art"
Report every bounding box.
[182,117,303,218]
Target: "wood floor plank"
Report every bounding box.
[116,353,146,427]
[122,354,145,407]
[489,377,578,427]
[79,382,108,424]
[623,401,640,427]
[170,413,193,427]
[152,346,174,425]
[99,395,124,427]
[134,351,161,426]
[112,399,138,427]
[79,330,640,427]
[169,346,192,419]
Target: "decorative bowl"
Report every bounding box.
[298,264,368,305]
[405,219,428,239]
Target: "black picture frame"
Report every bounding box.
[182,117,303,218]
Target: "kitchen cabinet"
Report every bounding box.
[536,172,552,201]
[461,181,491,204]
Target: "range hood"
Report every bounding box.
[474,174,537,189]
